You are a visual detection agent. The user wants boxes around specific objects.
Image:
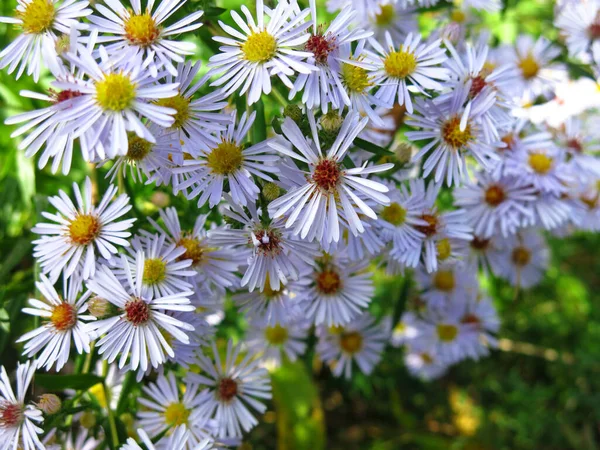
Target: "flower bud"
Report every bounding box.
[151,191,170,208]
[37,394,61,415]
[262,183,281,201]
[88,296,113,318]
[283,104,303,123]
[80,410,97,429]
[320,111,343,133]
[393,142,414,164]
[55,35,70,56]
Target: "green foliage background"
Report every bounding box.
[1,0,599,449]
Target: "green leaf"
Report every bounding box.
[204,6,226,16]
[35,374,104,391]
[354,138,393,156]
[271,360,326,450]
[252,98,267,143]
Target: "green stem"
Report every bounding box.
[105,383,120,448]
[271,86,288,108]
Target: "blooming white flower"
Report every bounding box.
[268,111,393,243]
[361,2,418,43]
[404,350,448,380]
[317,312,390,378]
[137,372,211,447]
[0,361,44,450]
[302,252,374,326]
[290,0,372,113]
[57,49,179,158]
[85,259,195,371]
[0,0,90,82]
[415,262,478,309]
[17,275,93,371]
[246,318,310,369]
[145,207,242,296]
[32,177,135,282]
[367,32,449,113]
[209,196,318,293]
[186,340,272,438]
[176,111,279,207]
[208,0,315,104]
[121,426,214,450]
[555,1,600,58]
[453,171,537,238]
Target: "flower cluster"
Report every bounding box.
[1,0,599,448]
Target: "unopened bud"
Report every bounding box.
[151,191,170,208]
[80,410,97,429]
[88,297,113,318]
[36,394,61,415]
[283,104,303,123]
[262,183,281,201]
[55,35,70,56]
[394,142,414,164]
[320,111,344,133]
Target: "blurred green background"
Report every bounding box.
[1,0,600,449]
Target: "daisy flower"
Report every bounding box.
[186,340,272,438]
[453,171,537,238]
[367,32,449,113]
[0,361,44,450]
[88,0,204,76]
[406,84,501,186]
[145,207,242,295]
[245,318,310,369]
[208,0,315,104]
[114,234,196,300]
[85,259,195,372]
[0,0,90,82]
[175,111,279,207]
[393,180,472,273]
[403,350,448,380]
[461,0,502,12]
[555,1,600,58]
[303,252,375,326]
[209,196,318,293]
[17,275,94,371]
[415,262,478,309]
[361,2,418,43]
[557,117,600,178]
[32,177,135,282]
[491,229,550,289]
[137,372,210,446]
[316,312,391,379]
[570,179,600,232]
[268,111,393,243]
[458,293,500,358]
[290,0,373,113]
[57,48,179,158]
[465,234,503,273]
[232,268,312,326]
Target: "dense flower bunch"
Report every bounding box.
[1,0,599,448]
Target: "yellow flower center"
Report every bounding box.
[50,302,77,331]
[68,214,101,246]
[127,135,153,162]
[206,141,244,175]
[264,325,289,345]
[421,352,434,364]
[19,0,55,34]
[450,9,466,23]
[143,258,167,285]
[177,235,205,267]
[340,331,363,354]
[242,30,277,63]
[511,247,531,266]
[96,73,136,112]
[441,116,473,149]
[484,185,506,206]
[384,49,417,79]
[436,324,458,342]
[433,270,455,292]
[124,12,160,47]
[528,153,553,174]
[518,54,540,80]
[164,402,190,427]
[341,62,373,94]
[381,202,407,226]
[375,4,394,26]
[155,94,191,130]
[436,238,452,261]
[316,269,342,295]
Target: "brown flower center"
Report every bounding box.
[217,378,239,402]
[312,159,342,192]
[124,298,150,325]
[316,269,342,295]
[484,185,506,206]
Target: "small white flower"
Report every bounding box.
[415,262,479,309]
[0,0,90,82]
[186,340,272,438]
[268,111,392,243]
[0,361,44,450]
[317,312,391,378]
[555,1,600,58]
[32,177,135,282]
[208,0,316,104]
[121,426,215,450]
[85,259,195,372]
[17,275,94,371]
[88,0,204,76]
[175,111,279,208]
[367,32,449,113]
[404,350,448,380]
[246,318,310,369]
